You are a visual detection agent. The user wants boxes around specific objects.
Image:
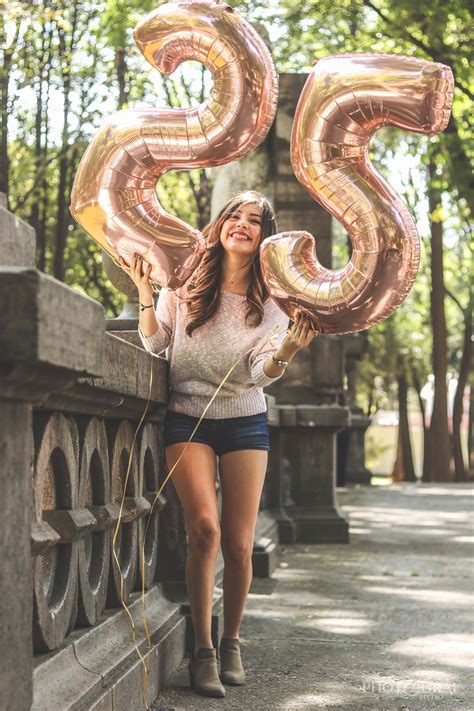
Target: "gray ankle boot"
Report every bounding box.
[188,647,226,697]
[219,637,245,685]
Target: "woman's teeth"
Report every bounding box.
[230,232,250,241]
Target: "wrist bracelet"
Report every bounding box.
[272,355,290,368]
[140,302,154,311]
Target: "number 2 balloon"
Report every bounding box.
[260,53,454,334]
[70,0,278,290]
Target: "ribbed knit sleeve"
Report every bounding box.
[138,287,175,355]
[249,305,291,387]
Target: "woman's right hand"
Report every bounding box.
[119,253,153,301]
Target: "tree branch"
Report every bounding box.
[361,0,474,102]
[445,287,468,315]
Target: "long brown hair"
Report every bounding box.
[179,191,278,337]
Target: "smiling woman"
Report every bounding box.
[220,204,264,289]
[180,191,280,333]
[124,189,318,699]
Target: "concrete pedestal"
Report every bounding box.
[279,405,349,543]
[345,411,373,485]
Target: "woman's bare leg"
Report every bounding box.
[165,441,220,653]
[218,449,268,639]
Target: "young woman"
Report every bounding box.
[125,191,317,699]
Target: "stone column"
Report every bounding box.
[273,73,332,268]
[342,333,373,484]
[267,337,350,543]
[210,69,333,267]
[345,409,372,484]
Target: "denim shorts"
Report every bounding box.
[163,409,270,456]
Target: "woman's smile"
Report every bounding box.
[220,202,263,252]
[229,231,251,241]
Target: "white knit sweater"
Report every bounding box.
[138,285,290,419]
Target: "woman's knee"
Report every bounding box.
[188,516,221,554]
[221,537,253,567]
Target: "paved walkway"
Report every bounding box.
[154,483,474,710]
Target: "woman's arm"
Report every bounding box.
[260,311,319,380]
[262,345,295,378]
[138,294,160,338]
[250,311,292,387]
[119,253,174,354]
[138,287,174,355]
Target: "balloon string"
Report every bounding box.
[111,363,153,710]
[112,320,288,710]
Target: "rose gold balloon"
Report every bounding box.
[261,53,454,334]
[70,0,278,289]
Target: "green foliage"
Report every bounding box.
[4,0,212,318]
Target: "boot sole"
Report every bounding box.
[220,674,245,686]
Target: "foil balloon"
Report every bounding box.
[70,0,278,290]
[260,53,454,334]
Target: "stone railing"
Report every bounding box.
[0,198,189,710]
[1,195,353,711]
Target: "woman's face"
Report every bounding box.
[219,202,263,256]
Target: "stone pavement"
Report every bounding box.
[153,483,474,710]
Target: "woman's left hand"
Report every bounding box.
[278,312,320,360]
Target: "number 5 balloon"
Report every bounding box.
[260,54,454,334]
[70,0,278,289]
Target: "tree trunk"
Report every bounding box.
[397,371,417,481]
[52,3,79,281]
[469,386,474,478]
[115,47,128,109]
[428,155,451,482]
[31,29,46,265]
[38,78,51,273]
[391,427,404,482]
[452,298,472,481]
[412,369,431,482]
[31,25,52,271]
[0,21,20,205]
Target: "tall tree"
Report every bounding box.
[52,0,79,281]
[427,152,451,481]
[1,6,21,205]
[446,288,473,481]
